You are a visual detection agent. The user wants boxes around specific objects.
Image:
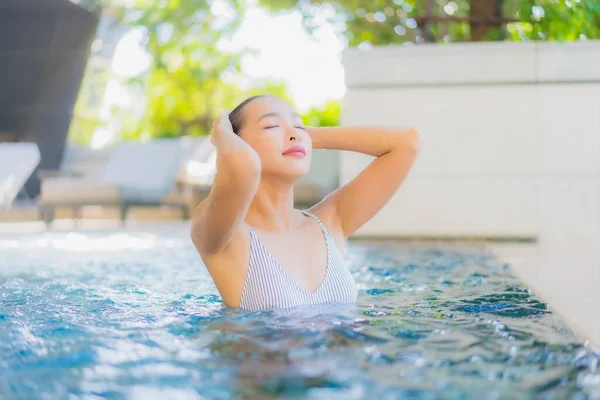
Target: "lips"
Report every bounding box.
[283,145,306,157]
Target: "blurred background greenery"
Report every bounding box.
[69,0,599,146]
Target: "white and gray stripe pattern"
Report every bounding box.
[239,210,358,311]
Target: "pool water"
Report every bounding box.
[0,224,598,400]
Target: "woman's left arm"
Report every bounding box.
[309,126,421,239]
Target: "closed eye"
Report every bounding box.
[263,125,305,130]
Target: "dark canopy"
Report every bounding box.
[0,0,99,196]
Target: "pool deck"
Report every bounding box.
[1,218,598,350]
[491,243,600,350]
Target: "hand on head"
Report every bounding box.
[210,111,234,147]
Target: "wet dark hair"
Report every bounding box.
[229,95,266,135]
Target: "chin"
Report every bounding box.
[281,155,311,175]
[287,166,310,180]
[263,156,311,180]
[279,163,311,181]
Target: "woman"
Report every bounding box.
[190,95,420,311]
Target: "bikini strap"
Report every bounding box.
[301,210,335,262]
[247,224,257,241]
[301,210,327,232]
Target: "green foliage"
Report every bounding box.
[114,0,317,140]
[258,0,600,45]
[510,0,600,41]
[68,0,341,145]
[68,114,103,146]
[242,81,295,108]
[301,100,341,127]
[116,0,248,139]
[68,63,113,146]
[71,0,599,147]
[259,0,433,45]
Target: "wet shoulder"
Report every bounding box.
[304,203,347,256]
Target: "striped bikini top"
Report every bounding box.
[239,210,358,312]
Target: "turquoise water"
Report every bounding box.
[0,224,598,399]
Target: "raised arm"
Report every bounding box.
[309,126,421,238]
[190,113,260,255]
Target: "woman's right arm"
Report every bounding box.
[190,112,260,256]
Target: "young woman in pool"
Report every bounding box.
[191,95,420,311]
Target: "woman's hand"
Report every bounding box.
[210,111,234,147]
[211,112,260,162]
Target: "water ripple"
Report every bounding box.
[0,230,598,399]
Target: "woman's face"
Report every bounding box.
[238,96,312,180]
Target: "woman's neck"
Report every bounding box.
[246,177,298,231]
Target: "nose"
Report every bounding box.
[285,123,298,141]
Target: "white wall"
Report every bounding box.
[341,41,600,346]
[298,150,339,192]
[341,41,600,239]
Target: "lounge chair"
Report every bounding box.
[0,142,41,212]
[37,144,112,180]
[176,136,217,187]
[164,136,216,207]
[39,138,189,224]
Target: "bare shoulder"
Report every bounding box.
[306,198,347,255]
[190,200,251,307]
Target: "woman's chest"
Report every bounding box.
[253,229,329,293]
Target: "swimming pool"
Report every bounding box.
[1,223,598,399]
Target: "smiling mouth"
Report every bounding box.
[283,150,306,157]
[283,146,306,157]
